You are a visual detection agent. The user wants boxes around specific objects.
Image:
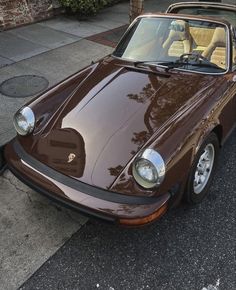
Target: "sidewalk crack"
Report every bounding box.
[1,174,30,196]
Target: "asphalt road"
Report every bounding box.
[20,130,236,290]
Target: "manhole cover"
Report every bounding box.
[0,75,49,98]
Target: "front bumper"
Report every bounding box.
[4,139,171,226]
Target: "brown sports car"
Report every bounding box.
[1,2,236,226]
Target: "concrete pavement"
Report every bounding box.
[0,0,235,289]
[0,170,87,290]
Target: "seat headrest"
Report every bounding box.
[168,20,190,41]
[202,27,227,65]
[210,27,226,47]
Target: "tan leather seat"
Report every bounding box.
[202,27,227,69]
[163,20,191,57]
[233,46,236,66]
[190,27,215,53]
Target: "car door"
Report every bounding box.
[219,36,236,140]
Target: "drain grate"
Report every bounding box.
[0,75,49,98]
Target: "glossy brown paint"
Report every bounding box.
[4,13,236,226]
[4,140,170,223]
[19,58,220,190]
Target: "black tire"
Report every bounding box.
[184,133,220,205]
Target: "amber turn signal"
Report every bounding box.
[119,203,168,226]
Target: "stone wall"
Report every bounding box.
[0,0,61,31]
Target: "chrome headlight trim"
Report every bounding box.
[132,148,166,189]
[13,106,35,136]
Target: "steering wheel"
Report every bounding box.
[179,52,210,64]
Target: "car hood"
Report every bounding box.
[24,58,213,190]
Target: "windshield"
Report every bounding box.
[113,17,228,73]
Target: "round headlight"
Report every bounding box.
[13,107,35,136]
[132,149,166,189]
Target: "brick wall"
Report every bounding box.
[129,0,144,22]
[0,0,61,31]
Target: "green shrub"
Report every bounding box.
[59,0,116,16]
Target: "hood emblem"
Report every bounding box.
[67,153,76,163]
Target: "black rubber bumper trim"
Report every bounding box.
[7,163,116,223]
[12,139,164,205]
[0,144,7,175]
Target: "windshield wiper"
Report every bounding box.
[190,62,223,69]
[133,60,191,70]
[132,60,184,68]
[119,61,171,77]
[133,60,160,67]
[155,59,222,71]
[133,53,223,71]
[155,61,189,70]
[158,61,222,70]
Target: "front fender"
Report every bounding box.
[194,121,221,157]
[111,75,226,201]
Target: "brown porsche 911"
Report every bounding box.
[1,2,236,226]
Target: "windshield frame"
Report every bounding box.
[112,14,231,75]
[166,2,236,15]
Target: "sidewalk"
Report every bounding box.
[0,0,174,66]
[0,2,129,145]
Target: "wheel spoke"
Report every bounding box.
[193,143,215,194]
